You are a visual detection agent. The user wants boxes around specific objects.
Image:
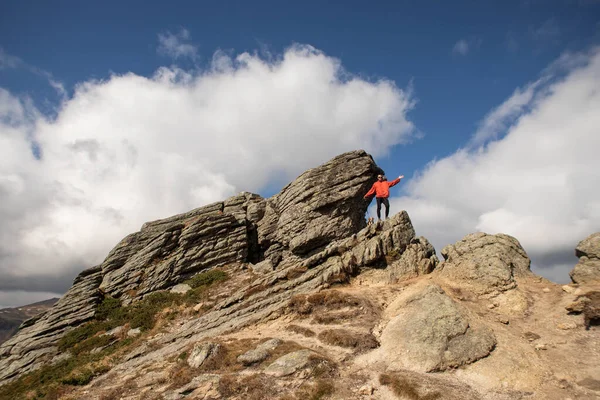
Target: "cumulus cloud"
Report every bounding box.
[157,28,199,60]
[0,44,416,306]
[393,47,600,283]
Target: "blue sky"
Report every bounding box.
[1,0,600,307]
[2,0,598,180]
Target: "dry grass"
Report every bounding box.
[282,379,335,400]
[219,373,279,400]
[312,309,361,324]
[318,329,379,353]
[279,356,337,400]
[379,373,441,400]
[289,290,377,316]
[286,324,316,337]
[167,362,198,390]
[289,290,381,330]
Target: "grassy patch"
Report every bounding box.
[219,373,279,400]
[0,353,112,399]
[167,362,198,390]
[280,356,337,400]
[184,269,228,289]
[286,324,316,337]
[379,373,441,400]
[290,379,335,400]
[318,329,378,353]
[1,269,229,399]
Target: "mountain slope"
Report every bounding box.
[0,298,58,345]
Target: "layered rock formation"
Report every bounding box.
[570,232,600,284]
[0,266,102,382]
[0,150,414,384]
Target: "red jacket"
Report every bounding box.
[364,178,401,198]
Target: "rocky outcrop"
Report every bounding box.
[0,150,411,385]
[0,266,103,382]
[255,150,383,259]
[376,284,496,372]
[570,232,600,284]
[437,232,532,295]
[97,211,425,377]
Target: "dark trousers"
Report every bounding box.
[376,197,390,220]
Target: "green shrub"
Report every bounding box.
[72,334,115,356]
[58,320,109,352]
[95,296,125,321]
[61,368,94,386]
[185,269,228,289]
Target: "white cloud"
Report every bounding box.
[157,28,199,60]
[452,40,470,56]
[0,44,416,303]
[393,47,600,283]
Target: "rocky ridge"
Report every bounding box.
[0,150,598,400]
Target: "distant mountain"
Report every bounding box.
[0,298,58,344]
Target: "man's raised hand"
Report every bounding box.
[398,175,404,180]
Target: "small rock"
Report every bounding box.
[487,304,496,309]
[51,352,72,365]
[170,284,192,294]
[557,322,577,330]
[535,344,547,350]
[127,328,141,337]
[251,259,274,275]
[543,288,551,293]
[358,384,374,395]
[188,342,220,368]
[264,349,315,377]
[90,346,106,354]
[237,338,282,365]
[496,316,509,324]
[102,326,125,337]
[574,288,583,295]
[562,285,575,294]
[557,379,571,389]
[193,303,204,312]
[524,332,541,342]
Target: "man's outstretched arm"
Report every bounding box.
[388,175,404,187]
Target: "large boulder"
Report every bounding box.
[570,232,600,284]
[256,150,382,258]
[438,232,531,295]
[376,284,496,373]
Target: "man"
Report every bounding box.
[364,174,404,221]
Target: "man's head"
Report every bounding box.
[377,174,383,181]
